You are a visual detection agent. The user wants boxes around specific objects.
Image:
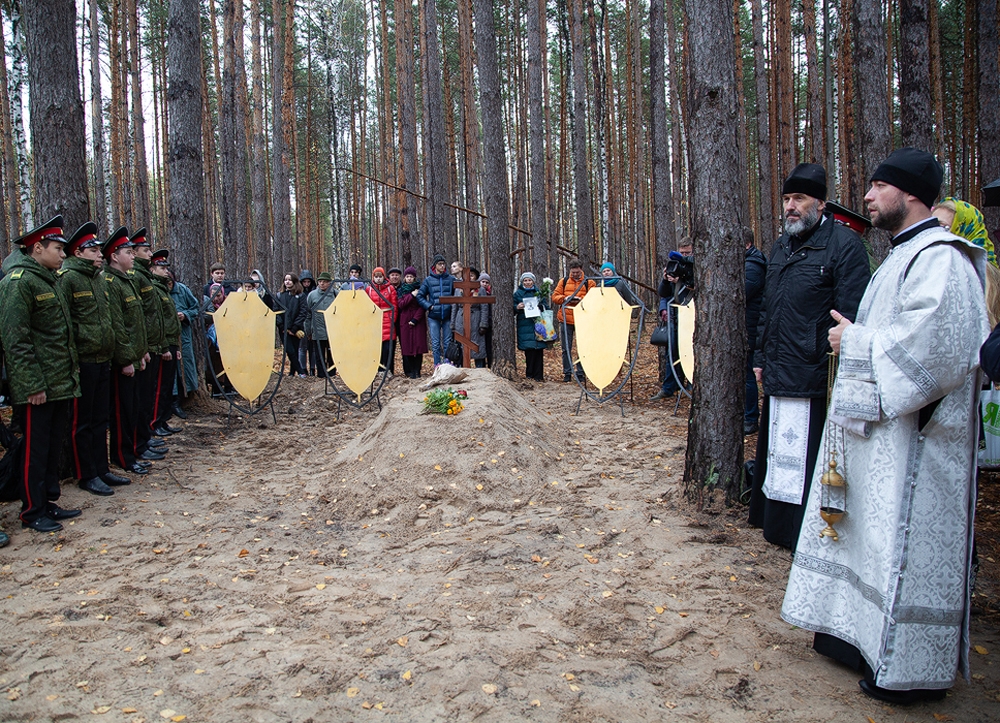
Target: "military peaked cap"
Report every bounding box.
[15,215,65,248]
[102,226,133,259]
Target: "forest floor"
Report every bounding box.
[2,341,1000,723]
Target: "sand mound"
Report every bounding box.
[302,369,568,539]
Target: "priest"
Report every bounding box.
[781,148,989,704]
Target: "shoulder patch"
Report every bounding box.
[141,285,153,293]
[56,268,68,276]
[127,269,136,276]
[10,270,23,279]
[73,290,94,298]
[125,295,137,303]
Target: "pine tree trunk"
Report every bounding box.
[90,0,108,233]
[270,0,294,277]
[854,0,892,262]
[220,0,251,274]
[750,0,774,250]
[473,0,517,379]
[458,0,482,266]
[395,0,420,268]
[650,0,676,272]
[802,0,823,163]
[128,0,151,226]
[167,0,207,292]
[898,0,934,152]
[666,0,686,239]
[979,0,1000,235]
[249,0,270,276]
[23,0,90,228]
[0,15,21,242]
[682,0,746,504]
[421,0,456,262]
[568,0,596,269]
[8,6,33,229]
[527,0,548,274]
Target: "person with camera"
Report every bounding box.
[651,239,694,401]
[747,163,870,551]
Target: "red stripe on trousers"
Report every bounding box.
[113,371,126,467]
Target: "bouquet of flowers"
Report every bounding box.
[422,388,468,415]
[538,276,554,301]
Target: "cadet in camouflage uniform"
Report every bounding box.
[104,228,150,476]
[129,228,173,462]
[60,222,130,497]
[149,249,183,435]
[0,216,82,534]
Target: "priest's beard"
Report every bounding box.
[784,205,822,237]
[871,193,908,234]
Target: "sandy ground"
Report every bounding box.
[2,356,1000,722]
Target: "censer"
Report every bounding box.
[819,351,846,540]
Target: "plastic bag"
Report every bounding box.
[534,309,558,343]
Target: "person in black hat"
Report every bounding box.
[341,263,365,291]
[59,223,125,496]
[783,148,988,704]
[0,216,83,534]
[747,163,871,552]
[102,227,150,476]
[305,271,338,376]
[149,250,183,434]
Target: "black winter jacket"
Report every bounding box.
[276,290,308,335]
[744,245,767,352]
[754,214,871,398]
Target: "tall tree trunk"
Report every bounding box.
[666,0,686,239]
[249,0,270,276]
[128,0,151,226]
[23,0,90,228]
[854,0,892,262]
[395,0,420,268]
[750,0,774,250]
[650,0,676,272]
[682,0,746,504]
[473,0,516,379]
[568,0,595,268]
[802,0,823,163]
[271,0,294,278]
[979,0,1000,235]
[898,0,934,152]
[421,0,456,262]
[527,0,549,273]
[90,0,108,233]
[773,0,794,172]
[8,6,32,229]
[220,0,251,274]
[167,0,206,371]
[0,14,21,243]
[457,0,482,266]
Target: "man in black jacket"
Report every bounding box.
[747,163,871,550]
[743,227,767,435]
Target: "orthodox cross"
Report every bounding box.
[440,269,496,368]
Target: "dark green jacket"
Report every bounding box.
[131,258,166,353]
[105,265,148,367]
[153,274,182,344]
[0,252,80,404]
[59,255,115,364]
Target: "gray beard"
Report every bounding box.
[784,207,821,237]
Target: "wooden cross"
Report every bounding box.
[440,269,496,368]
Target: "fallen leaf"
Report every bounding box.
[476,484,484,491]
[374,702,384,710]
[238,549,249,558]
[482,684,497,695]
[122,708,138,714]
[194,669,204,675]
[665,701,677,709]
[709,650,719,659]
[569,684,581,692]
[92,705,112,714]
[159,637,172,646]
[753,661,762,672]
[531,555,542,562]
[530,700,540,707]
[729,575,737,582]
[77,681,90,688]
[181,648,191,654]
[434,465,442,471]
[402,670,412,681]
[171,717,186,722]
[159,711,176,719]
[974,645,989,655]
[587,557,598,564]
[397,636,408,647]
[601,590,613,598]
[7,688,21,701]
[654,606,665,615]
[346,687,360,698]
[153,690,163,697]
[678,612,689,618]
[563,673,575,681]
[932,714,954,722]
[361,702,372,710]
[316,583,326,590]
[46,695,58,701]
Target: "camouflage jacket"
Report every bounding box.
[104,265,148,367]
[152,274,182,345]
[131,258,166,353]
[0,251,80,404]
[59,255,115,364]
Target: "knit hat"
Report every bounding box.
[349,263,363,274]
[387,267,402,276]
[372,266,386,278]
[478,271,491,283]
[403,265,418,276]
[782,163,827,200]
[520,272,536,285]
[431,253,446,266]
[870,147,943,209]
[600,262,616,275]
[316,272,332,282]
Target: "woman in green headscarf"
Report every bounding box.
[933,197,996,265]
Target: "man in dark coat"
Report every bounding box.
[743,227,767,434]
[0,216,82,533]
[748,163,871,550]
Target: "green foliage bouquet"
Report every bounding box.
[422,388,468,415]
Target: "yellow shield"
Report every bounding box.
[674,298,696,383]
[324,289,387,401]
[573,285,635,395]
[212,291,278,401]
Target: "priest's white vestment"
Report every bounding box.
[781,227,989,690]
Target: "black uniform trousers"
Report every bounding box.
[110,366,140,468]
[152,348,177,430]
[71,361,111,481]
[15,399,70,523]
[136,355,160,452]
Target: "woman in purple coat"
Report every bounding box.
[397,266,429,378]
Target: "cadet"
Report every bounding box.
[149,249,183,435]
[0,216,82,533]
[60,222,128,496]
[104,227,150,475]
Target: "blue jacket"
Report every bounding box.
[417,271,454,321]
